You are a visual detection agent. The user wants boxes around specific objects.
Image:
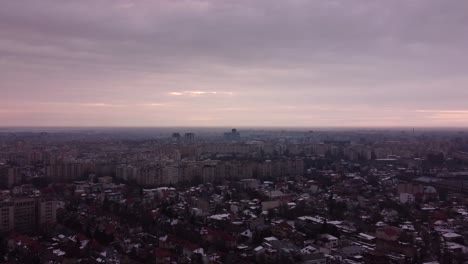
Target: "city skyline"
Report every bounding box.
[2,0,468,127]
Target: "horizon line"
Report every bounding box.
[2,125,468,130]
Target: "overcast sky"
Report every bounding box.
[1,0,468,127]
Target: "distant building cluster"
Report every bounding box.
[172,132,196,144]
[224,128,241,141]
[116,158,304,186]
[0,187,57,233]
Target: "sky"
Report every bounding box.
[1,0,468,127]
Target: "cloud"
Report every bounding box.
[1,0,468,126]
[81,103,125,107]
[417,110,468,114]
[430,114,468,120]
[144,103,170,107]
[169,91,233,96]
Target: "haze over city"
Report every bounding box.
[1,0,468,127]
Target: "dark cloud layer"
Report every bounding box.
[1,0,468,126]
